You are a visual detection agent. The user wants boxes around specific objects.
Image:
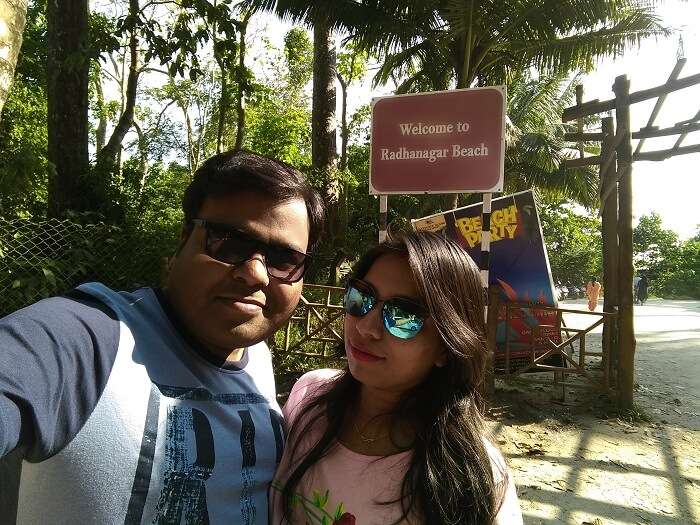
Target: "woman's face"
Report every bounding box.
[344,253,447,396]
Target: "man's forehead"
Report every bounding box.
[199,193,310,251]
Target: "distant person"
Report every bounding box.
[270,231,523,525]
[638,274,649,305]
[586,276,602,311]
[633,274,641,304]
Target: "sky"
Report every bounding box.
[577,0,700,240]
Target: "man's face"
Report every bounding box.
[166,190,310,357]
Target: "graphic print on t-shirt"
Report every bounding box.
[152,406,214,523]
[123,383,284,525]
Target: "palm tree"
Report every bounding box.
[341,0,667,90]
[505,72,600,208]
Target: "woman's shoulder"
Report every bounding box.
[283,369,343,422]
[482,438,509,483]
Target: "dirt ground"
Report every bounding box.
[487,299,700,525]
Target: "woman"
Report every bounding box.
[270,231,522,524]
[586,277,602,311]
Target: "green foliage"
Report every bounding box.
[88,11,121,61]
[634,213,700,298]
[324,0,667,89]
[0,0,49,217]
[284,27,313,89]
[633,211,679,270]
[505,73,600,208]
[246,86,312,167]
[539,202,602,286]
[17,0,47,86]
[337,43,368,84]
[0,78,48,216]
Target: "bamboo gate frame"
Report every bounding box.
[561,57,700,409]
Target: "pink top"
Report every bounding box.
[270,369,523,525]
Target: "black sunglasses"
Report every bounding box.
[343,278,429,339]
[191,219,311,283]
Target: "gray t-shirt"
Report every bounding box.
[0,283,283,524]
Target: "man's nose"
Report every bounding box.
[230,252,270,287]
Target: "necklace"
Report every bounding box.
[352,419,388,444]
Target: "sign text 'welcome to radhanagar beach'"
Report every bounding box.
[369,87,506,194]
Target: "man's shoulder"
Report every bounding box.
[3,286,120,331]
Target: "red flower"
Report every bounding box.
[333,512,356,525]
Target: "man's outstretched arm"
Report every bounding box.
[0,292,120,461]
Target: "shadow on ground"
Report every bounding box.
[487,299,700,524]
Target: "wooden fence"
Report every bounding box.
[279,284,345,358]
[276,285,619,401]
[495,300,618,398]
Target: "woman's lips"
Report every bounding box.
[348,344,384,362]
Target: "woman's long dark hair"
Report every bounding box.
[280,231,505,524]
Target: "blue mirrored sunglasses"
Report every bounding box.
[342,278,428,340]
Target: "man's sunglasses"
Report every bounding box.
[191,219,311,283]
[342,278,429,340]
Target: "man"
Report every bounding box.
[633,274,641,304]
[0,150,325,524]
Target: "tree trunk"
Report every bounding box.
[93,66,107,152]
[133,120,148,193]
[216,56,228,153]
[311,18,336,173]
[0,0,28,120]
[233,11,251,151]
[95,0,139,172]
[336,71,348,171]
[47,0,90,217]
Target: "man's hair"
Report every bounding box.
[182,150,325,250]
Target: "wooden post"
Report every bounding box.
[483,284,500,397]
[600,116,619,387]
[379,195,388,242]
[613,75,636,410]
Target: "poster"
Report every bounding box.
[413,190,563,372]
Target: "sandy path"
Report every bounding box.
[488,299,700,525]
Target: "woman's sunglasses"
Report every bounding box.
[191,219,311,283]
[342,278,429,340]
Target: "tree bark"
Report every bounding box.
[93,66,108,152]
[95,0,139,172]
[216,56,228,153]
[311,18,336,173]
[133,119,148,193]
[336,71,347,170]
[233,10,251,151]
[47,0,90,217]
[0,0,28,120]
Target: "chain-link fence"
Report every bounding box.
[0,217,177,317]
